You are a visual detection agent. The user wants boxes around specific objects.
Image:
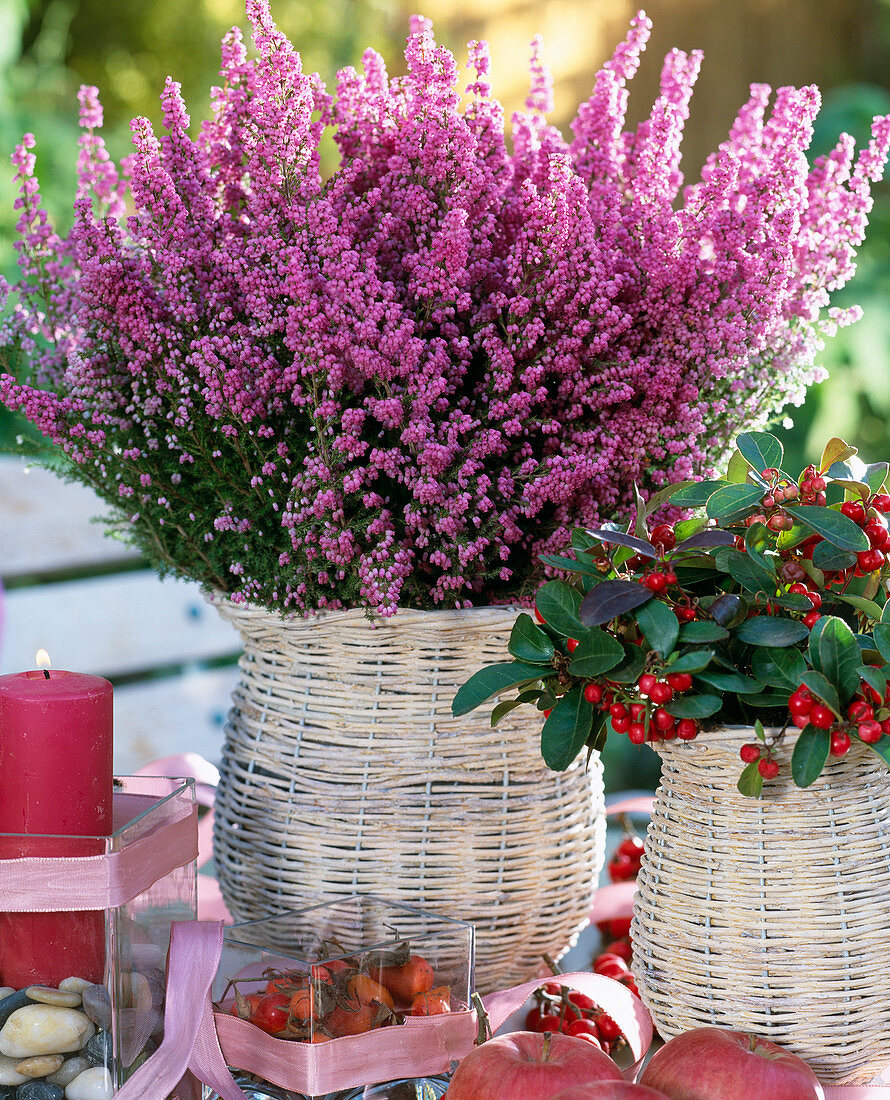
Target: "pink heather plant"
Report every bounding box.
[1,7,888,616]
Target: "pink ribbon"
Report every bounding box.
[0,805,197,911]
[824,1089,890,1098]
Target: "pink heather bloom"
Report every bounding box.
[1,4,888,617]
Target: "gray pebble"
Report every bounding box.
[0,1086,13,1099]
[81,1033,111,1070]
[14,1083,64,1100]
[22,991,79,1011]
[44,1057,88,1089]
[0,994,30,1031]
[76,990,108,1034]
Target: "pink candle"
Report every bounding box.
[0,666,113,986]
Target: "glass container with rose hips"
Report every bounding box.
[210,896,474,1099]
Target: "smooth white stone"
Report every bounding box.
[0,1052,28,1085]
[26,986,82,1008]
[0,989,13,1002]
[65,1065,114,1099]
[58,978,93,996]
[0,1004,95,1057]
[46,1055,90,1087]
[16,1052,65,1077]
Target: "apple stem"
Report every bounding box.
[542,1031,553,1062]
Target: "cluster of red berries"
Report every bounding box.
[606,832,644,882]
[582,672,699,745]
[524,981,628,1055]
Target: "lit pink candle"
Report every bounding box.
[0,660,113,986]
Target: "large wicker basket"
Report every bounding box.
[210,599,605,992]
[632,726,890,1084]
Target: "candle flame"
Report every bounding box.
[35,649,51,670]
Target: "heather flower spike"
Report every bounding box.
[1,7,889,618]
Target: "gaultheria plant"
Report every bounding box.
[1,6,888,616]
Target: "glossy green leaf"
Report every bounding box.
[838,595,884,621]
[883,601,890,625]
[568,629,625,678]
[606,645,647,684]
[673,518,707,542]
[866,462,890,492]
[861,736,890,770]
[776,523,811,551]
[634,598,679,657]
[694,670,762,693]
[787,505,869,552]
[452,662,548,716]
[541,685,594,771]
[664,693,722,718]
[571,529,601,554]
[643,480,698,514]
[705,484,767,522]
[726,551,776,595]
[737,760,764,798]
[579,579,652,627]
[726,448,752,485]
[679,620,729,643]
[873,623,890,664]
[737,431,784,474]
[751,647,807,691]
[669,480,729,508]
[791,726,830,788]
[675,529,736,551]
[820,437,857,473]
[666,649,715,673]
[508,614,556,665]
[817,616,862,704]
[812,541,858,572]
[741,691,791,708]
[734,617,809,647]
[772,592,814,612]
[858,664,888,699]
[539,553,603,578]
[535,580,584,638]
[800,671,842,717]
[490,698,523,726]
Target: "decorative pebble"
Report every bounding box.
[0,992,31,1031]
[63,1066,113,1100]
[14,1082,64,1100]
[0,1006,94,1058]
[14,1054,64,1078]
[23,990,81,1010]
[56,982,90,998]
[81,1033,110,1070]
[45,1057,89,1089]
[0,1085,13,1099]
[77,990,108,1034]
[0,993,12,1005]
[0,1053,26,1085]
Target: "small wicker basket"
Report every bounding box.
[632,725,890,1084]
[210,599,605,992]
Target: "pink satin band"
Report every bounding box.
[0,805,198,912]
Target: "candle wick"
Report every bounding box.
[42,669,50,680]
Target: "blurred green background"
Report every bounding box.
[3,0,890,789]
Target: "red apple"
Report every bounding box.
[552,1085,671,1099]
[638,1027,825,1100]
[446,1030,623,1099]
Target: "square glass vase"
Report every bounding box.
[0,775,197,1095]
[208,895,475,1100]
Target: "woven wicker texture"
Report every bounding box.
[632,726,890,1084]
[210,600,604,992]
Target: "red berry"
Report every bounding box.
[604,939,633,962]
[677,718,698,740]
[643,573,667,593]
[611,716,630,734]
[584,683,603,704]
[595,1013,623,1042]
[841,500,867,524]
[740,743,761,764]
[629,703,646,720]
[664,571,678,585]
[564,1018,602,1047]
[791,713,810,729]
[758,758,780,779]
[873,493,890,513]
[593,954,629,979]
[653,707,675,731]
[534,606,546,624]
[649,523,676,551]
[809,704,834,729]
[543,708,552,718]
[627,723,646,745]
[830,730,852,756]
[865,523,890,549]
[857,548,885,573]
[567,638,579,652]
[803,610,820,629]
[847,699,873,722]
[637,673,657,696]
[858,719,883,743]
[617,834,645,859]
[666,672,693,692]
[788,687,814,715]
[609,702,627,720]
[567,991,596,1013]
